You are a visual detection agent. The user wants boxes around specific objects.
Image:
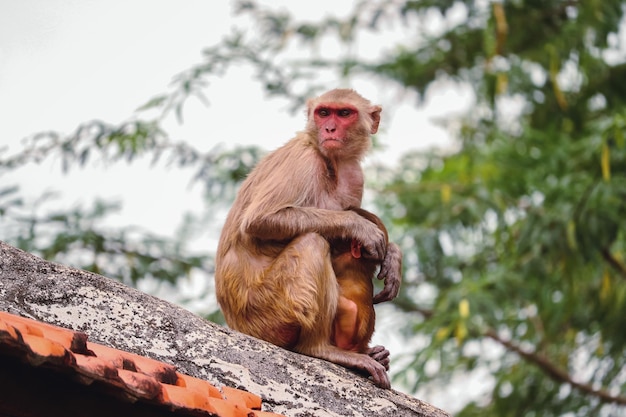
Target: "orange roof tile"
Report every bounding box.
[0,311,285,417]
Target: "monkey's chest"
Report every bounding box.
[336,182,363,208]
[319,160,364,209]
[324,165,363,210]
[327,173,363,209]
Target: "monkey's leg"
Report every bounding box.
[333,295,359,351]
[264,233,390,389]
[274,233,338,334]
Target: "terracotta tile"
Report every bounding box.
[252,412,290,417]
[0,311,82,352]
[205,397,250,417]
[0,318,19,340]
[162,383,215,411]
[222,385,263,410]
[176,372,223,399]
[118,368,163,399]
[0,311,287,417]
[88,342,178,384]
[74,354,121,381]
[22,333,67,359]
[9,321,43,338]
[84,342,126,368]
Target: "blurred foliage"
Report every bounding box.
[2,0,626,415]
[0,118,262,317]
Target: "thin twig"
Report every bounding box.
[600,247,626,281]
[485,329,626,406]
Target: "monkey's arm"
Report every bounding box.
[244,206,387,261]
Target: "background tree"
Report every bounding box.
[0,119,262,319]
[2,1,626,416]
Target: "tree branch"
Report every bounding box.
[485,329,626,406]
[600,247,626,281]
[391,297,433,319]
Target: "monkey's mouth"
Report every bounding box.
[321,138,345,148]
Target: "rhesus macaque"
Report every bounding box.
[330,207,401,366]
[215,88,402,389]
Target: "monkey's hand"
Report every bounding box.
[373,242,402,304]
[349,213,387,261]
[367,345,390,371]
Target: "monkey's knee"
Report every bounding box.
[269,233,331,281]
[281,233,339,335]
[283,232,334,284]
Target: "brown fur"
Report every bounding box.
[214,89,401,389]
[330,208,386,353]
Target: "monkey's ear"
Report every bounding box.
[305,99,316,119]
[369,106,382,134]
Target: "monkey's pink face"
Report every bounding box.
[313,104,360,149]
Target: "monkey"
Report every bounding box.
[330,207,400,366]
[215,88,402,389]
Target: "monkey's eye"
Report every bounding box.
[317,108,330,117]
[338,109,353,117]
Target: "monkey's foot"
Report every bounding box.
[367,345,390,371]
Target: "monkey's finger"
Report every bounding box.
[368,345,390,359]
[361,226,387,260]
[373,288,391,304]
[368,345,390,371]
[377,261,392,281]
[378,243,402,281]
[371,369,391,389]
[362,357,390,389]
[362,241,386,261]
[373,278,400,304]
[387,278,401,299]
[374,356,390,371]
[374,241,387,261]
